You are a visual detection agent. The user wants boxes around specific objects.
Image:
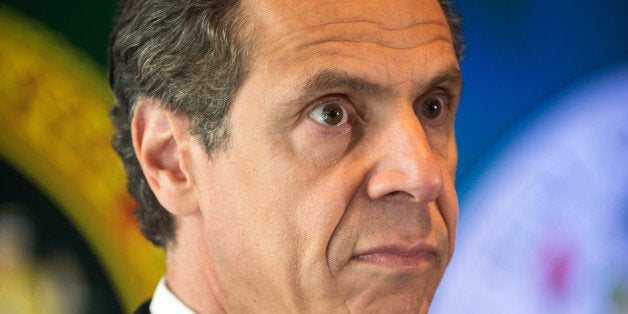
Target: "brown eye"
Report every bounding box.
[309,102,348,126]
[420,96,445,120]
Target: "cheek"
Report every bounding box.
[437,178,458,258]
[443,139,458,242]
[275,159,366,255]
[206,144,365,261]
[447,134,458,180]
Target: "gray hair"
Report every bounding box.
[108,0,464,247]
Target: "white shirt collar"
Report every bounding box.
[149,277,195,314]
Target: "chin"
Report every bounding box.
[335,255,445,313]
[347,292,433,314]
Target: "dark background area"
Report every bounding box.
[0,160,123,313]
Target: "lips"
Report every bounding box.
[351,244,438,270]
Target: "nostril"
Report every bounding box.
[387,191,409,198]
[383,190,415,201]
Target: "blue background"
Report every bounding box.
[454,0,628,196]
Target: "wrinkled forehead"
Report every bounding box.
[242,0,451,47]
[239,0,456,93]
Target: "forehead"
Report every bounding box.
[245,0,447,30]
[241,0,456,93]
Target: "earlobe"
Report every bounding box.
[132,98,198,216]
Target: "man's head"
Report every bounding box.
[110,0,463,311]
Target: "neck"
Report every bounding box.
[165,217,226,313]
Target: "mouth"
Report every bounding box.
[351,244,438,271]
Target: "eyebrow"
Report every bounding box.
[427,68,463,91]
[302,70,388,98]
[301,68,463,99]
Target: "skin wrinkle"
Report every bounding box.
[272,21,450,51]
[258,22,452,59]
[302,23,449,47]
[289,83,445,171]
[297,65,460,283]
[295,37,452,58]
[280,68,461,161]
[298,68,463,105]
[284,42,457,93]
[291,67,462,137]
[253,0,453,59]
[260,1,445,32]
[325,186,442,274]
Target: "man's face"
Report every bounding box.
[186,0,460,311]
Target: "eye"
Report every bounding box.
[309,102,349,126]
[419,95,446,121]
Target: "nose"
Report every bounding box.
[366,109,444,203]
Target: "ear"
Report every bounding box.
[131,98,198,217]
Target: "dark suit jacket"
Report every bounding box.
[134,300,151,314]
